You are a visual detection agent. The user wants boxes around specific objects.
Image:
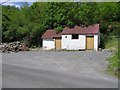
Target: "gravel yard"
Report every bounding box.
[2,50,117,80]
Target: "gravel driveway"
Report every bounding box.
[2,50,117,80]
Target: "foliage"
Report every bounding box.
[107,52,120,78]
[105,36,119,78]
[105,36,118,51]
[2,2,120,47]
[2,2,47,46]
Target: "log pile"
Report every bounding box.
[1,41,29,53]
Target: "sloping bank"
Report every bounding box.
[106,37,119,78]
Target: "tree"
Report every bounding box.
[2,2,119,47]
[2,5,19,42]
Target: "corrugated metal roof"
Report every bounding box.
[53,32,62,38]
[61,24,99,35]
[41,29,57,39]
[42,24,99,39]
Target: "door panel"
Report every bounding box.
[55,38,61,49]
[86,36,94,50]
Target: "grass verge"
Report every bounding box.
[106,52,120,78]
[105,37,119,78]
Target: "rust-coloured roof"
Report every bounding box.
[41,29,57,39]
[42,24,99,39]
[61,24,99,35]
[53,32,62,38]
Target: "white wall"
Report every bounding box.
[43,34,99,51]
[62,35,86,50]
[98,32,100,46]
[62,34,99,51]
[42,39,55,50]
[94,35,98,51]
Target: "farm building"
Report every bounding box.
[41,29,57,50]
[41,24,100,51]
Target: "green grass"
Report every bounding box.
[105,37,118,51]
[106,53,120,78]
[105,37,120,78]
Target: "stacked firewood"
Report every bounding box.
[1,41,29,53]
